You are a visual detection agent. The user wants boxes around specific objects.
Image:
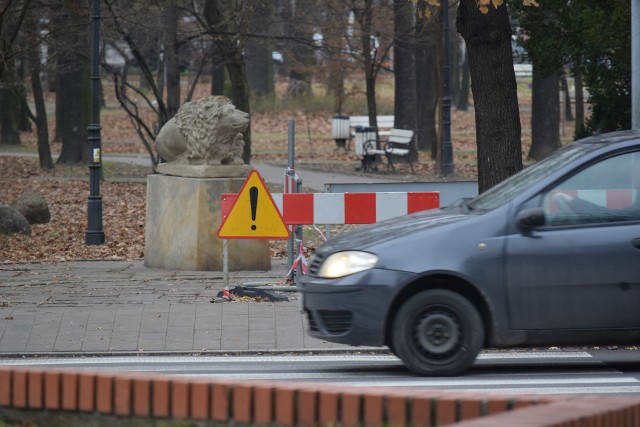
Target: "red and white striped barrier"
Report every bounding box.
[550,189,634,211]
[222,192,439,225]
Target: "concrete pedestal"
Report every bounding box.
[144,174,271,271]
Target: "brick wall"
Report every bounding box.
[1,367,640,426]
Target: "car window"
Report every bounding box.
[542,151,640,226]
[467,143,593,212]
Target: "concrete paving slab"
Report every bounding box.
[0,259,364,357]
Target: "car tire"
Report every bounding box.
[392,289,484,376]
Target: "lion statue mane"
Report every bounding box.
[155,96,249,166]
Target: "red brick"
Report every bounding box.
[0,369,11,406]
[133,378,151,417]
[233,384,252,424]
[459,398,482,421]
[152,378,170,418]
[486,398,509,415]
[253,385,274,425]
[297,389,317,427]
[190,382,210,420]
[95,374,113,414]
[386,394,408,427]
[341,392,362,427]
[364,393,384,427]
[114,377,131,416]
[318,390,339,425]
[44,372,60,410]
[62,372,79,411]
[171,380,189,419]
[436,397,457,426]
[12,370,27,408]
[78,373,96,412]
[275,387,296,427]
[412,391,454,427]
[211,382,231,421]
[27,370,43,409]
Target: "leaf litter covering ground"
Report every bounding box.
[1,97,535,264]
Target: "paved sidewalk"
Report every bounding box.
[0,260,354,356]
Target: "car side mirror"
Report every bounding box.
[517,207,546,228]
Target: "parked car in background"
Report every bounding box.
[299,130,640,376]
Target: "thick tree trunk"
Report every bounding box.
[457,0,522,193]
[394,0,417,160]
[0,88,22,145]
[394,0,416,130]
[57,64,90,165]
[246,39,274,97]
[529,65,560,160]
[56,0,90,165]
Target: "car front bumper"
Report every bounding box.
[298,268,417,347]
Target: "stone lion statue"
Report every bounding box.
[155,96,249,166]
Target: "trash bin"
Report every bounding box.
[354,126,378,171]
[331,116,350,149]
[354,126,376,156]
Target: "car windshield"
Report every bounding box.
[466,143,596,212]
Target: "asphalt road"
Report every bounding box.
[3,350,640,395]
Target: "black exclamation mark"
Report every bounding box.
[250,186,258,230]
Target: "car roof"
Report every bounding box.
[574,129,640,147]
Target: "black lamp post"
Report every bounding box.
[440,0,454,176]
[85,0,105,245]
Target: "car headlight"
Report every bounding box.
[317,251,379,279]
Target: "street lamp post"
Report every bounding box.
[440,0,454,176]
[85,0,105,245]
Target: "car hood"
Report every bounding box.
[316,207,470,255]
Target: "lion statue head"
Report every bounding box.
[155,96,249,166]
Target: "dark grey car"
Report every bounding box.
[298,130,640,376]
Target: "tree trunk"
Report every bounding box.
[246,40,274,97]
[325,1,348,114]
[529,65,560,160]
[210,55,225,96]
[456,0,522,193]
[560,74,573,121]
[163,0,181,119]
[415,7,439,157]
[27,8,54,169]
[57,64,90,165]
[226,52,252,164]
[574,67,585,138]
[393,0,417,131]
[457,49,470,111]
[360,0,378,129]
[0,88,22,145]
[56,0,90,165]
[204,0,253,164]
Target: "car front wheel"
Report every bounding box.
[392,289,484,376]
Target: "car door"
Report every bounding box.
[506,151,640,330]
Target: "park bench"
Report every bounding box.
[331,115,394,150]
[362,128,415,173]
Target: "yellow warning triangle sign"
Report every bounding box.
[217,170,290,239]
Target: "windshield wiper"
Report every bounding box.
[446,197,474,213]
